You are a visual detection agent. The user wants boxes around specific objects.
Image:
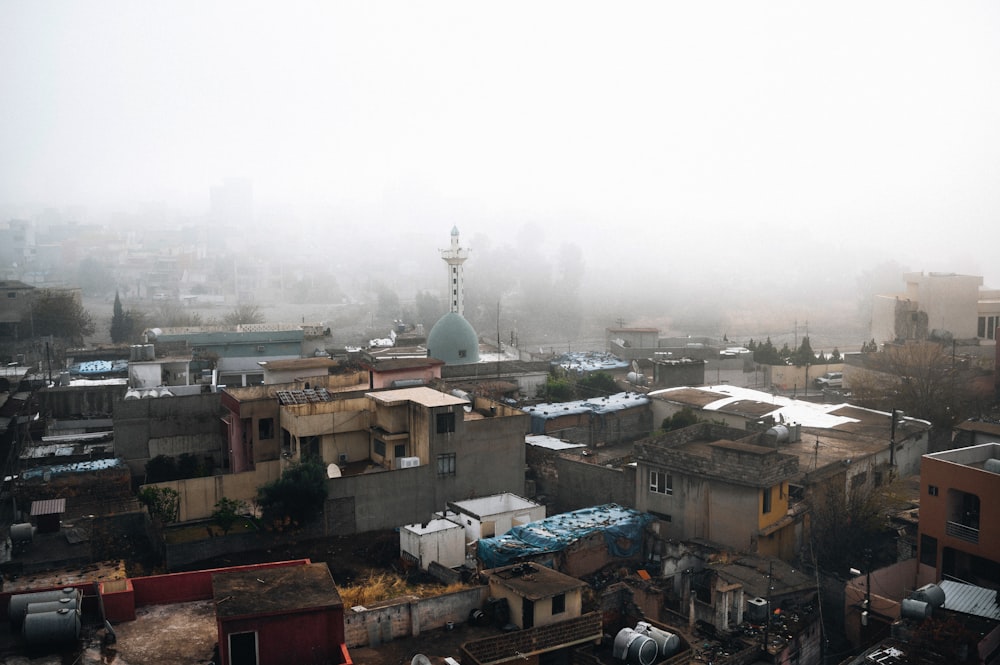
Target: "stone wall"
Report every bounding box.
[343,586,489,648]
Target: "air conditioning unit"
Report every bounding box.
[398,456,420,469]
[256,345,266,352]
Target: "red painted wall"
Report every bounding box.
[130,559,310,607]
[218,607,349,665]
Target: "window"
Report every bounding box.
[374,439,386,457]
[920,534,937,567]
[978,315,999,340]
[649,470,672,495]
[437,452,456,476]
[394,443,406,458]
[258,417,274,440]
[762,487,772,514]
[458,349,466,358]
[850,471,867,490]
[436,412,456,433]
[7,292,16,299]
[551,593,566,615]
[928,484,939,496]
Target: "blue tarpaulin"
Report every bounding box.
[477,503,654,569]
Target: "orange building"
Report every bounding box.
[918,443,1000,587]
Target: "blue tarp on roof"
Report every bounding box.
[477,503,654,569]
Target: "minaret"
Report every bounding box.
[440,226,469,316]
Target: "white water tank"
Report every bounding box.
[634,621,681,659]
[612,628,658,665]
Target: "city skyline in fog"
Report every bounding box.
[2,2,999,288]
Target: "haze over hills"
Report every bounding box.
[2,2,998,353]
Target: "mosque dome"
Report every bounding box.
[427,312,480,365]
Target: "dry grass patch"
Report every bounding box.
[338,572,468,607]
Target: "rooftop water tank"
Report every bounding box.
[764,425,789,445]
[22,608,81,645]
[634,621,681,659]
[911,583,945,608]
[901,598,932,620]
[747,596,770,623]
[984,458,1000,474]
[9,589,80,628]
[612,628,658,665]
[25,597,77,616]
[9,523,34,545]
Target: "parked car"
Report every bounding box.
[719,347,751,358]
[814,371,843,389]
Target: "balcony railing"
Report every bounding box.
[946,521,980,544]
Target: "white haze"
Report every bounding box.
[1,2,999,348]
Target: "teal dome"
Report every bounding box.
[427,312,480,365]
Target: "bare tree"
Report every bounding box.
[849,342,975,428]
[222,303,265,327]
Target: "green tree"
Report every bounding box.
[543,375,575,401]
[662,407,700,431]
[790,336,816,366]
[31,291,95,343]
[145,455,178,483]
[212,497,245,535]
[256,460,328,530]
[138,486,180,524]
[577,371,617,398]
[110,291,137,343]
[830,347,842,362]
[222,303,265,326]
[752,337,781,365]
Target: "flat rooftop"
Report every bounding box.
[81,599,218,664]
[366,386,469,408]
[449,493,540,518]
[213,562,342,619]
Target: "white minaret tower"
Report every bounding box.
[440,226,469,316]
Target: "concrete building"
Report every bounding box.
[634,426,800,559]
[220,372,369,473]
[482,562,587,629]
[871,271,1000,345]
[212,562,348,665]
[447,493,545,541]
[399,518,467,570]
[918,443,1000,588]
[524,392,652,447]
[146,324,307,387]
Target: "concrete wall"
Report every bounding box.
[553,457,636,513]
[162,519,324,570]
[343,586,489,648]
[766,363,844,393]
[38,383,126,419]
[114,392,224,476]
[143,461,282,522]
[536,406,651,447]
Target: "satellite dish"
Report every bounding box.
[327,463,342,479]
[631,360,640,373]
[411,656,432,665]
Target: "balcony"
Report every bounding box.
[945,521,979,544]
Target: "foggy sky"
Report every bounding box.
[2,1,999,287]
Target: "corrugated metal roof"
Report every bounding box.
[940,580,1000,620]
[30,498,66,516]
